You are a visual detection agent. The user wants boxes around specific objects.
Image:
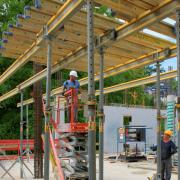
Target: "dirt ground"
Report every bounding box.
[0,158,178,180]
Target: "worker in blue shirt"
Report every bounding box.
[63,70,80,93]
[63,70,80,122]
[151,130,177,180]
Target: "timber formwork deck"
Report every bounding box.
[0,0,176,74]
[0,0,178,104]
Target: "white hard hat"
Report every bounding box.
[69,70,78,77]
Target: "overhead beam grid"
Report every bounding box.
[0,0,179,89]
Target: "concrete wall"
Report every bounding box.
[104,105,166,154]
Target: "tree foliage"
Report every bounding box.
[0,0,33,139]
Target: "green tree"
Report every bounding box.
[0,0,33,139]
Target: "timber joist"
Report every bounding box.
[0,0,179,102]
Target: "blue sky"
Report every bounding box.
[161,57,177,71]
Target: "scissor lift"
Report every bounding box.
[43,88,88,180]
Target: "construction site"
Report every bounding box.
[0,0,180,179]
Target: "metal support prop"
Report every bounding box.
[44,35,52,180]
[99,47,104,180]
[176,9,180,180]
[87,1,96,180]
[20,91,24,178]
[26,105,30,162]
[156,61,161,180]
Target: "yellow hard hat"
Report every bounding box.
[164,130,172,137]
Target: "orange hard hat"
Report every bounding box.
[164,130,172,137]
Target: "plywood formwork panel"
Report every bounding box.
[3,34,35,45]
[24,8,118,36]
[126,0,154,10]
[53,41,82,51]
[3,27,36,41]
[1,52,21,59]
[17,18,44,33]
[3,42,32,51]
[40,0,122,29]
[114,40,154,54]
[57,31,86,44]
[39,0,63,14]
[125,32,175,49]
[95,0,145,21]
[141,0,163,6]
[106,46,143,59]
[2,46,31,56]
[94,0,176,39]
[25,9,51,24]
[149,22,176,39]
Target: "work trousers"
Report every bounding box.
[161,158,172,180]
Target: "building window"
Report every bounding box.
[123,116,132,125]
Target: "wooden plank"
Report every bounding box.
[2,46,29,55]
[125,32,174,49]
[95,0,145,20]
[1,52,22,59]
[72,10,121,30]
[3,43,68,59]
[40,0,62,15]
[17,18,43,33]
[3,34,35,45]
[57,31,86,44]
[142,0,164,6]
[4,27,36,41]
[53,40,82,51]
[8,26,36,38]
[41,0,121,29]
[4,36,33,46]
[4,41,31,50]
[19,15,47,27]
[150,22,176,38]
[9,25,36,35]
[31,2,59,16]
[24,8,116,35]
[114,39,155,54]
[126,0,153,10]
[25,9,51,25]
[106,47,139,59]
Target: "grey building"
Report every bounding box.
[104,105,166,154]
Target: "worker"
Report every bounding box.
[63,70,80,93]
[151,130,177,180]
[62,70,80,122]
